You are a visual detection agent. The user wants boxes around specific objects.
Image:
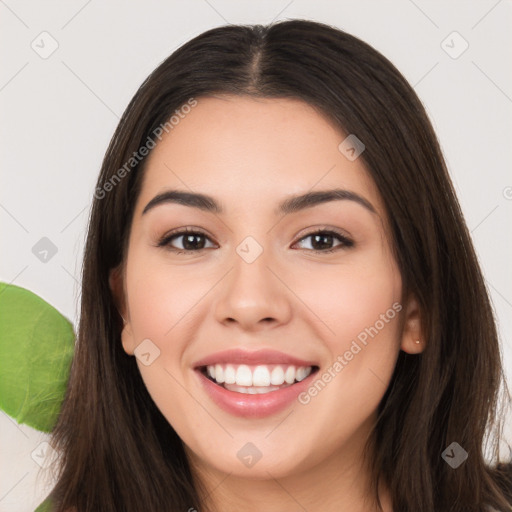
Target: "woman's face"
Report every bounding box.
[111,95,422,482]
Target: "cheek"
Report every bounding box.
[295,250,402,352]
[123,252,206,430]
[292,252,402,429]
[124,250,209,352]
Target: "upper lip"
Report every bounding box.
[193,349,318,368]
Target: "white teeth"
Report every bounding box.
[270,366,285,385]
[284,366,296,384]
[224,383,284,394]
[224,364,236,384]
[296,366,312,381]
[204,363,314,389]
[214,364,224,383]
[252,365,271,386]
[235,365,253,386]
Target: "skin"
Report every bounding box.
[110,95,424,512]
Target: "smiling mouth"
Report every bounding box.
[198,363,320,394]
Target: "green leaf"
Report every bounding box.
[0,282,75,432]
[34,496,53,512]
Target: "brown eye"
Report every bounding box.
[158,228,215,253]
[157,227,354,255]
[294,229,354,253]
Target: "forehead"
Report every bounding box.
[136,95,383,217]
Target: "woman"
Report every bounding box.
[46,19,512,511]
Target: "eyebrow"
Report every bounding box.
[142,188,377,216]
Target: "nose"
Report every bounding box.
[213,245,293,332]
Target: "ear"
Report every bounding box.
[400,294,425,355]
[109,265,135,356]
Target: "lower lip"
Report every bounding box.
[195,368,317,418]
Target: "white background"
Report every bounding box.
[1,1,511,510]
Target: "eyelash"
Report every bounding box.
[157,226,354,255]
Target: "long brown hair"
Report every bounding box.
[46,19,512,511]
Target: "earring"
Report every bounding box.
[415,340,421,344]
